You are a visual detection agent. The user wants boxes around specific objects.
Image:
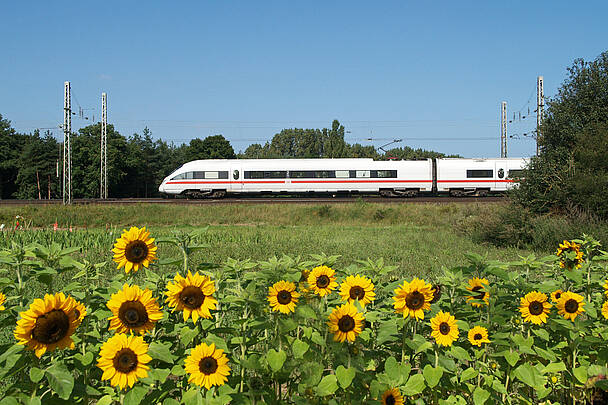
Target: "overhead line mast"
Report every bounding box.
[536,76,544,156]
[63,81,72,205]
[500,101,507,158]
[101,93,108,199]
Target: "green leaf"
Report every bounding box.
[315,374,338,396]
[163,399,180,405]
[473,387,490,405]
[503,351,520,367]
[266,349,287,372]
[124,386,148,405]
[148,342,176,364]
[449,346,471,361]
[376,318,399,345]
[292,339,309,359]
[573,366,588,384]
[0,398,20,405]
[96,396,114,405]
[423,365,444,388]
[26,399,41,405]
[402,373,426,396]
[182,387,203,405]
[532,328,549,341]
[541,362,567,374]
[336,365,356,389]
[513,363,544,388]
[29,367,44,383]
[296,305,317,319]
[46,362,74,400]
[460,367,478,382]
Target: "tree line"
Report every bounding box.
[0,117,457,199]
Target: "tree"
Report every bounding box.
[187,135,236,161]
[323,120,347,158]
[15,130,59,199]
[0,114,25,198]
[513,51,608,218]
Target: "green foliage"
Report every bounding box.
[513,50,608,219]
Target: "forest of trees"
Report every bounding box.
[0,117,456,199]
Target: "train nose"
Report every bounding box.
[158,183,165,193]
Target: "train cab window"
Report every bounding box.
[335,170,349,178]
[355,170,370,178]
[508,169,524,179]
[171,173,185,180]
[233,170,239,180]
[205,171,219,179]
[184,172,194,179]
[372,170,397,178]
[193,171,205,179]
[466,170,493,178]
[498,168,504,179]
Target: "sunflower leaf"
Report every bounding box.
[513,363,544,388]
[472,387,490,405]
[402,373,426,396]
[292,339,309,359]
[45,362,74,400]
[148,342,176,364]
[124,386,148,405]
[460,367,478,382]
[315,374,338,397]
[423,365,444,388]
[266,349,287,372]
[336,365,356,389]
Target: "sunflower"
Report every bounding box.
[466,278,490,308]
[185,342,231,389]
[603,280,608,297]
[165,271,218,322]
[0,292,6,311]
[97,333,151,390]
[393,278,434,320]
[430,311,459,347]
[112,226,157,274]
[267,280,300,314]
[327,303,365,343]
[107,284,163,335]
[519,291,552,325]
[299,269,312,295]
[602,301,608,320]
[468,326,491,347]
[556,291,585,321]
[551,289,563,303]
[429,284,442,304]
[381,387,404,405]
[307,265,338,297]
[339,275,376,306]
[14,292,80,358]
[556,240,584,269]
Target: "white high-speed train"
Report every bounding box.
[158,158,527,198]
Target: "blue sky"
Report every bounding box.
[1,1,606,158]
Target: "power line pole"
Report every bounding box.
[100,92,108,199]
[500,101,507,158]
[536,75,544,156]
[63,81,72,205]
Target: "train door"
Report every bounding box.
[230,164,242,194]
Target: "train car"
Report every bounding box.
[435,158,527,196]
[158,158,433,198]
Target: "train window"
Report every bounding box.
[193,171,205,179]
[244,171,264,179]
[264,171,287,179]
[218,171,229,179]
[372,170,397,178]
[205,171,219,179]
[466,170,493,178]
[171,173,184,180]
[184,172,194,179]
[335,170,349,178]
[233,170,239,180]
[289,171,313,178]
[508,169,524,179]
[355,170,370,178]
[315,171,335,178]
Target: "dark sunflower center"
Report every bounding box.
[406,291,425,310]
[31,309,70,344]
[124,240,148,263]
[338,315,355,333]
[113,348,138,373]
[474,333,482,340]
[439,322,450,335]
[118,301,149,328]
[385,394,396,405]
[316,275,330,288]
[349,286,365,300]
[565,299,579,313]
[179,286,206,310]
[430,285,442,304]
[529,301,543,316]
[74,309,81,320]
[471,286,485,300]
[277,290,292,305]
[199,356,218,375]
[554,292,561,300]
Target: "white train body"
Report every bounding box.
[158,158,527,197]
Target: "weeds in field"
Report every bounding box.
[0,229,607,404]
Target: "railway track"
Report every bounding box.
[0,196,507,205]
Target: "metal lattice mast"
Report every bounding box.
[101,92,108,199]
[536,76,544,156]
[63,81,72,205]
[500,101,507,158]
